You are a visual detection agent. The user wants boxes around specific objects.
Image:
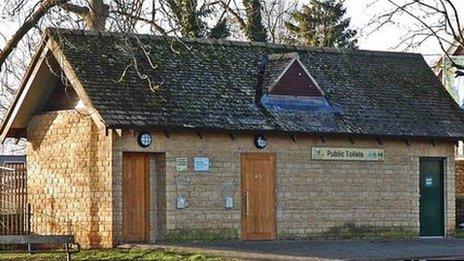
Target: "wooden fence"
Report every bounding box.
[0,163,29,236]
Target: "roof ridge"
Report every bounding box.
[268,52,299,60]
[45,27,423,58]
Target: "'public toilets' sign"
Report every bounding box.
[311,147,384,161]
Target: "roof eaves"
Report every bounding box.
[0,33,50,143]
[105,124,463,142]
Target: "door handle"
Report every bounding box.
[246,190,250,217]
[243,190,249,217]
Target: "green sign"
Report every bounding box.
[311,147,384,161]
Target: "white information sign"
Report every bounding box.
[425,177,433,187]
[311,147,384,161]
[176,158,188,172]
[177,196,186,209]
[225,196,234,209]
[194,157,210,172]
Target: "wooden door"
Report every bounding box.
[241,153,276,240]
[122,153,149,242]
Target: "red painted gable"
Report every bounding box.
[269,60,323,97]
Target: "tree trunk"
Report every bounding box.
[85,0,109,31]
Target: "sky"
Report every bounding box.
[344,0,453,57]
[0,0,455,57]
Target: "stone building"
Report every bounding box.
[1,28,464,248]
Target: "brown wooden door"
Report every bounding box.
[122,153,149,242]
[241,153,276,240]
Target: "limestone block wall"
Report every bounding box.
[24,110,457,246]
[113,131,456,242]
[27,110,112,248]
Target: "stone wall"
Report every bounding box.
[27,110,112,248]
[25,110,457,246]
[113,131,456,242]
[149,153,166,241]
[456,160,464,195]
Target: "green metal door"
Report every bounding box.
[419,158,444,237]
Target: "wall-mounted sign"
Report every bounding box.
[311,147,384,161]
[225,196,234,209]
[176,158,188,172]
[177,196,186,209]
[194,157,210,172]
[425,177,433,187]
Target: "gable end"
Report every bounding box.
[267,53,324,97]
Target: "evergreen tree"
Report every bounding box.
[165,0,230,39]
[165,0,204,38]
[285,0,357,48]
[209,18,231,39]
[243,0,267,42]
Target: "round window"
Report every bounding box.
[254,133,267,149]
[137,132,152,148]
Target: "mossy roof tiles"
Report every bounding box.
[47,28,464,139]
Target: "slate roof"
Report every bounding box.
[47,28,464,139]
[262,52,296,91]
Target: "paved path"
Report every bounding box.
[121,238,464,260]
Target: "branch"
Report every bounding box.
[436,0,459,43]
[386,0,456,65]
[213,0,246,29]
[443,0,464,48]
[109,10,167,35]
[0,0,69,72]
[59,3,89,16]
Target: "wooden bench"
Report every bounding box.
[0,235,80,261]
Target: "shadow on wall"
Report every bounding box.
[29,112,58,151]
[29,111,109,247]
[29,112,57,236]
[87,120,103,247]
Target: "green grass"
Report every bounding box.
[0,249,223,261]
[452,230,464,238]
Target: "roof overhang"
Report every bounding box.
[104,124,464,144]
[0,33,107,143]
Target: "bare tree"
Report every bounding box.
[0,0,230,105]
[369,0,464,70]
[0,0,197,153]
[214,0,296,42]
[0,0,297,121]
[261,0,297,43]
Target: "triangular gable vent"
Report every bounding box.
[267,53,323,97]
